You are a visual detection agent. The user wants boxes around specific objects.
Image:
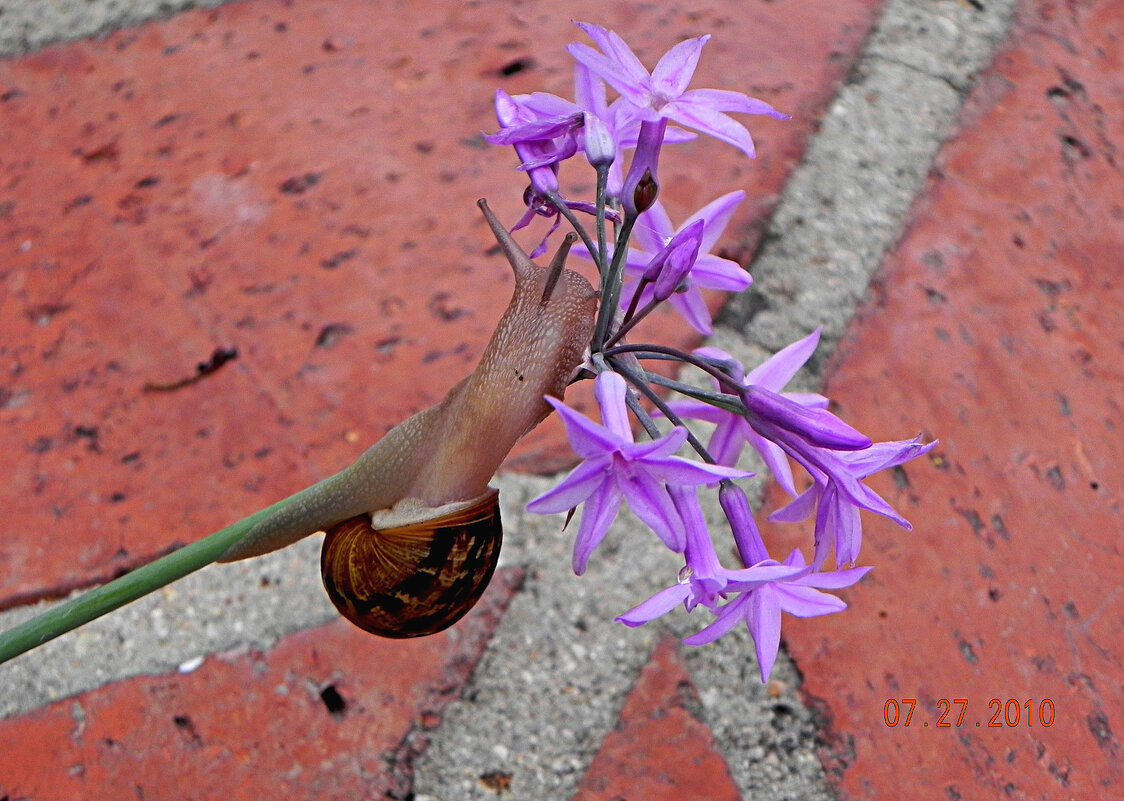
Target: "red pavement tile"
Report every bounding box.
[0,0,882,609]
[0,567,522,801]
[764,2,1124,798]
[572,638,741,801]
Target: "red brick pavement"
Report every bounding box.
[761,2,1124,798]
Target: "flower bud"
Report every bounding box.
[718,481,769,567]
[650,219,703,301]
[621,119,667,217]
[582,112,616,168]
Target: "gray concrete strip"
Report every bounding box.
[723,0,1018,356]
[0,1,1017,800]
[0,0,229,56]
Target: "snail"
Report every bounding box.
[218,200,598,638]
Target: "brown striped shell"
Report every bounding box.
[319,489,502,638]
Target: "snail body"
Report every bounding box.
[219,201,597,637]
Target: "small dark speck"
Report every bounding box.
[279,172,322,194]
[320,248,358,269]
[958,639,978,664]
[1044,465,1065,490]
[110,492,126,503]
[924,286,947,304]
[1063,601,1078,619]
[965,0,983,9]
[153,113,180,128]
[991,513,1009,541]
[891,465,909,491]
[988,588,1002,602]
[498,57,535,77]
[1087,711,1114,749]
[28,435,53,454]
[1060,134,1091,161]
[64,195,93,212]
[479,771,513,793]
[2,87,27,101]
[320,685,347,717]
[136,175,161,189]
[414,140,435,154]
[946,786,963,800]
[1055,392,1071,416]
[315,322,353,348]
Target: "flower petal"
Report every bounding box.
[618,471,684,551]
[688,253,752,292]
[662,99,757,158]
[650,35,709,97]
[594,371,634,442]
[747,589,783,681]
[682,595,748,646]
[544,396,622,457]
[616,584,692,626]
[669,284,714,335]
[525,457,610,514]
[745,328,821,391]
[572,479,624,574]
[683,190,745,252]
[680,88,788,118]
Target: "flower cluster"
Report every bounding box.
[488,23,934,681]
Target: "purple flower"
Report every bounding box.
[486,89,577,195]
[770,435,938,568]
[666,329,830,491]
[568,22,788,159]
[526,372,749,574]
[573,63,696,199]
[616,486,806,623]
[683,548,871,682]
[609,191,752,335]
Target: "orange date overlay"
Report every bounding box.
[882,699,1055,728]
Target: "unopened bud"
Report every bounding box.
[582,112,616,168]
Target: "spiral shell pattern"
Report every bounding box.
[320,489,502,638]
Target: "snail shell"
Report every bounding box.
[320,488,501,638]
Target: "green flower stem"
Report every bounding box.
[643,371,746,415]
[592,214,637,351]
[594,164,610,279]
[0,483,320,665]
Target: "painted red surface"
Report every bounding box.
[0,567,521,800]
[573,639,742,801]
[767,2,1124,797]
[0,0,880,605]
